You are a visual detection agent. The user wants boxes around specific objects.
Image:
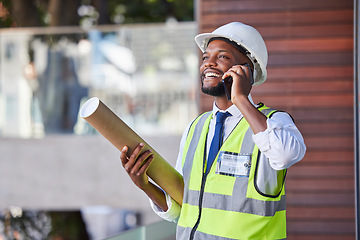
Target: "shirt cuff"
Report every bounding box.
[149,192,181,223]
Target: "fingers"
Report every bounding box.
[120,145,129,166]
[226,65,253,87]
[135,153,154,176]
[121,143,154,174]
[222,65,247,80]
[130,148,153,175]
[123,143,143,171]
[229,64,249,76]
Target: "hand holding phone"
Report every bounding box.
[222,64,254,101]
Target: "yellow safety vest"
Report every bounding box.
[177,104,287,240]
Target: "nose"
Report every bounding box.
[202,55,217,68]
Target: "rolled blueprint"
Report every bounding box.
[80,97,184,205]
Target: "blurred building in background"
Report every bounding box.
[0,22,198,239]
[0,22,198,138]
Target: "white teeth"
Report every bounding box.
[205,72,221,78]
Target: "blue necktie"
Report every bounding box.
[206,111,231,175]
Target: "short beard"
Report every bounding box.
[201,79,226,97]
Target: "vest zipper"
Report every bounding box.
[189,171,207,240]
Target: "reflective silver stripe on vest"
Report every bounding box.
[182,107,285,217]
[261,107,276,117]
[184,189,286,216]
[182,112,211,205]
[177,225,238,240]
[240,126,255,153]
[177,225,287,240]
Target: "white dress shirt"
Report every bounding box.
[150,96,306,222]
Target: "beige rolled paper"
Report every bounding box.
[80,97,184,205]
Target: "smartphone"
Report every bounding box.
[222,76,233,101]
[222,64,254,101]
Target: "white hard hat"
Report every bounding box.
[195,22,268,86]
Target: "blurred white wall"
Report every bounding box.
[0,134,181,225]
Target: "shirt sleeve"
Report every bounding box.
[149,122,190,221]
[149,190,181,223]
[252,111,306,170]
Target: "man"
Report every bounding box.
[120,22,306,239]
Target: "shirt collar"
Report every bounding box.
[212,94,256,119]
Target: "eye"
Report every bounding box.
[202,55,209,61]
[219,55,230,60]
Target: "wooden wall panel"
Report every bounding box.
[202,10,353,30]
[201,0,352,13]
[197,0,355,238]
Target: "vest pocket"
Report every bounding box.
[205,171,236,196]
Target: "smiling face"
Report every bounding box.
[200,39,252,97]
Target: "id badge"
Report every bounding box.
[216,151,252,177]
